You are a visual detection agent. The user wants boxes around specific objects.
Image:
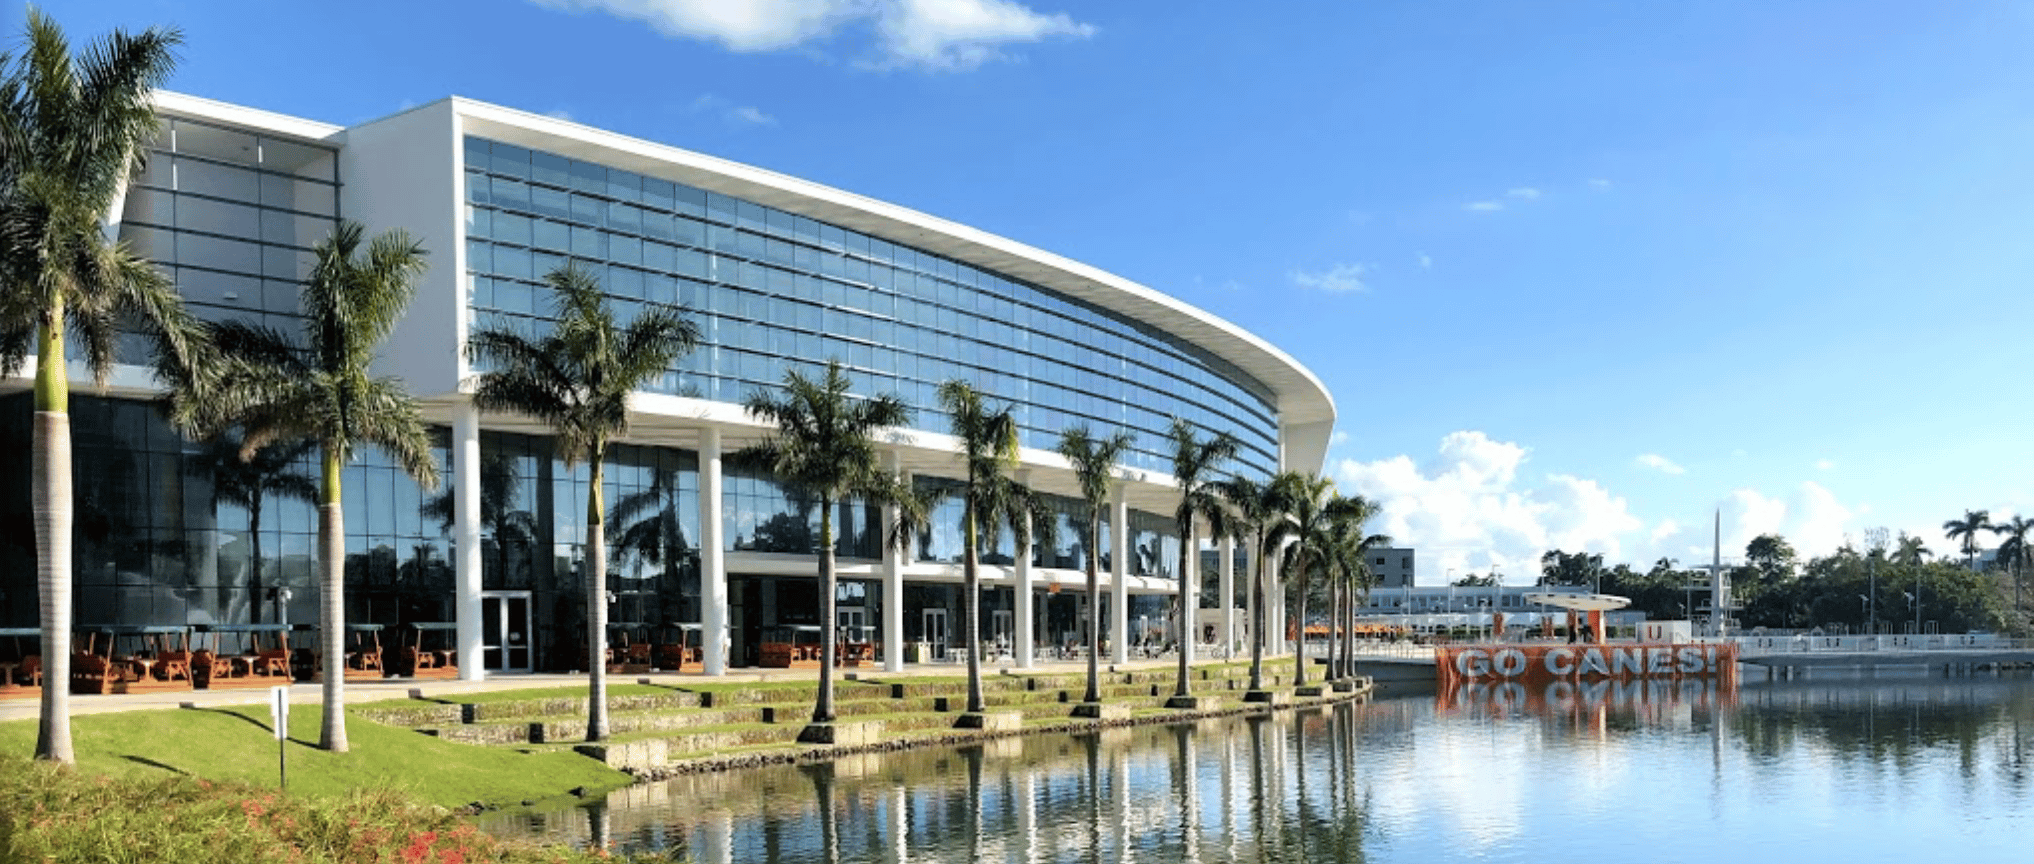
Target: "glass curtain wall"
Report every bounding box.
[461,136,1281,479]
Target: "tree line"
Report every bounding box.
[1537,522,2021,635]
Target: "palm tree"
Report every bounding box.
[1894,533,1932,567]
[1055,424,1134,705]
[736,360,910,725]
[1164,418,1237,700]
[1323,497,1385,680]
[191,435,317,624]
[938,380,1043,715]
[468,261,698,743]
[167,221,436,753]
[0,11,195,765]
[1993,516,2033,613]
[1944,509,1994,571]
[1216,475,1293,694]
[1278,473,1361,689]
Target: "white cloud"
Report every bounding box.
[1636,453,1685,475]
[1815,459,1834,471]
[533,0,856,49]
[874,0,1095,70]
[531,0,1093,70]
[730,105,778,125]
[1587,178,1613,189]
[1335,431,1641,583]
[1464,200,1504,212]
[1506,187,1542,200]
[1335,432,1872,583]
[1330,430,1350,447]
[1417,252,1433,270]
[1291,262,1369,293]
[689,94,781,127]
[545,108,576,121]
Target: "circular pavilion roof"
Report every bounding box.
[1523,593,1632,612]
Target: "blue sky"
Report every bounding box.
[28,0,2034,582]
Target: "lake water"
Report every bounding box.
[487,671,2034,862]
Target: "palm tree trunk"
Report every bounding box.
[964,508,984,714]
[1330,577,1343,680]
[33,305,74,764]
[586,454,610,742]
[1292,564,1309,687]
[1174,526,1193,698]
[34,410,75,764]
[1083,514,1101,704]
[815,498,838,724]
[318,448,348,752]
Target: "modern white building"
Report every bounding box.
[0,92,1334,677]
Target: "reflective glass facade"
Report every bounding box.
[461,137,1280,478]
[0,394,450,631]
[119,117,340,346]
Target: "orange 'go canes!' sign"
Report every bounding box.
[1435,643,1738,687]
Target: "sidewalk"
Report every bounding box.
[0,655,1201,723]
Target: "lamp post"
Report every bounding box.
[1864,527,1889,636]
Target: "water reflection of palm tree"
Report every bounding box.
[192,436,316,623]
[802,762,841,864]
[1083,732,1104,864]
[1246,714,1269,859]
[1172,724,1201,863]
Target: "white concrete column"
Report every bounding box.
[1219,535,1236,659]
[882,453,906,674]
[699,428,728,675]
[1111,484,1130,666]
[453,401,485,681]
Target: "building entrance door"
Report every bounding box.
[480,591,532,672]
[923,608,949,660]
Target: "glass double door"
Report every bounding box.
[481,591,532,673]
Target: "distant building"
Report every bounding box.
[1367,546,1416,589]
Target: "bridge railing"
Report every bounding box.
[1728,633,2031,657]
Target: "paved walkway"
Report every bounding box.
[0,655,1224,723]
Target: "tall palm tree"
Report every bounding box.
[1944,509,1994,571]
[1322,497,1385,680]
[0,11,195,766]
[1993,516,2033,613]
[938,380,1043,715]
[1164,418,1236,700]
[190,436,317,624]
[1278,473,1361,689]
[1056,424,1133,705]
[737,360,910,725]
[468,261,697,743]
[1216,475,1293,693]
[168,222,436,753]
[1894,533,1932,567]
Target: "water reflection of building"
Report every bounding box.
[2,91,1334,675]
[488,710,1378,862]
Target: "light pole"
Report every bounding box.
[1864,527,1889,636]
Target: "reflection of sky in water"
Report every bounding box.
[490,671,2034,863]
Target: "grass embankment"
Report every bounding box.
[0,702,632,808]
[0,755,671,863]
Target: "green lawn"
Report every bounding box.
[0,702,633,808]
